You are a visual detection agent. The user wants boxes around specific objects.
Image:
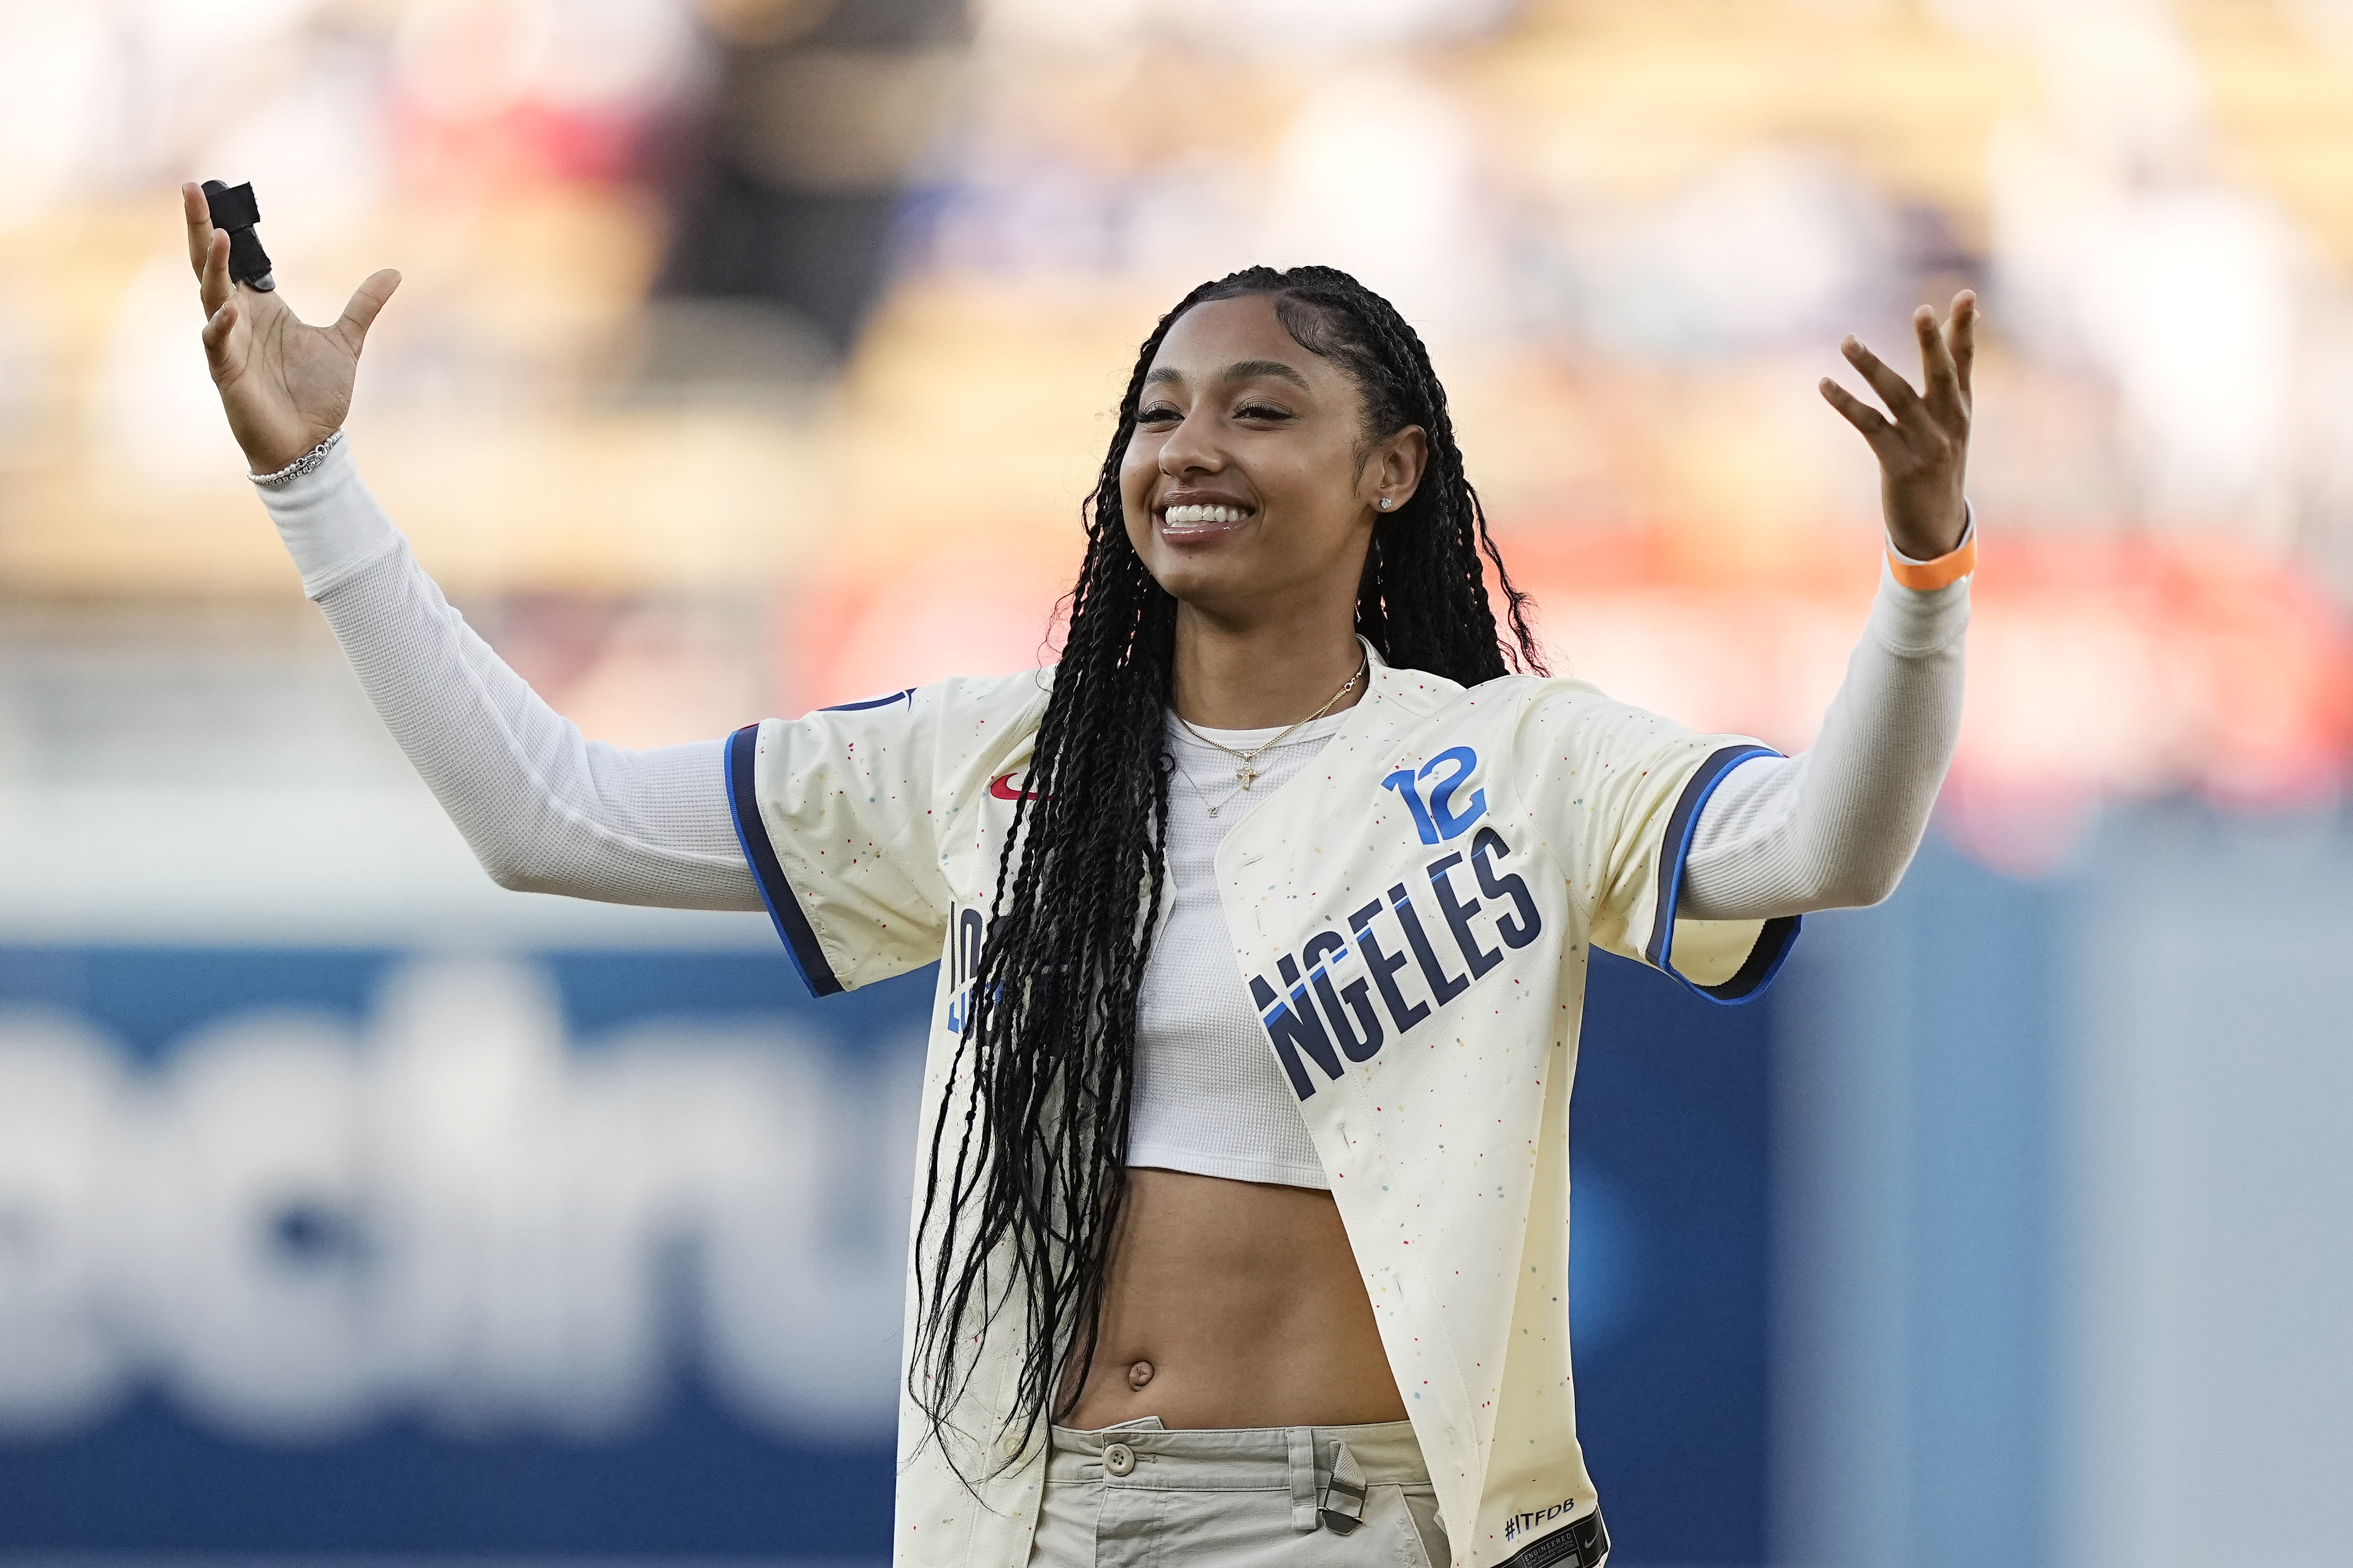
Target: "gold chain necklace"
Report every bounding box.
[1174,651,1368,792]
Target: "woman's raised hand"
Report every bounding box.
[1819,290,1975,562]
[182,181,401,475]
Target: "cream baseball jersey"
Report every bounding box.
[723,646,1799,1568]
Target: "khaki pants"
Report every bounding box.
[1029,1417,1447,1568]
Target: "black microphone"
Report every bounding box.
[200,179,276,292]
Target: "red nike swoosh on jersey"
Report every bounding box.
[989,772,1045,802]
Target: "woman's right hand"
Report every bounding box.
[182,181,401,475]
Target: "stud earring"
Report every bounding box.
[1378,497,1394,510]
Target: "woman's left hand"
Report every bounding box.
[1819,290,1974,561]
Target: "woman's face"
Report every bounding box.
[1120,293,1425,621]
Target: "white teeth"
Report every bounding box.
[1165,504,1244,526]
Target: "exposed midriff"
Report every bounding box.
[1058,1167,1407,1431]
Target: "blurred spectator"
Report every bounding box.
[655,0,973,364]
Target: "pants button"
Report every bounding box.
[1102,1442,1136,1477]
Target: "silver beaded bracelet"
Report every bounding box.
[248,429,344,490]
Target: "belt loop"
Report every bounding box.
[1318,1439,1369,1534]
[1288,1427,1319,1532]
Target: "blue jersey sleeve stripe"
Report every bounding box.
[724,723,845,998]
[822,688,914,713]
[1644,743,1801,1007]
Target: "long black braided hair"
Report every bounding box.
[907,265,1546,1476]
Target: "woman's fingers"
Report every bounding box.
[1841,334,1921,419]
[1917,303,1962,413]
[199,228,234,318]
[181,182,216,285]
[332,269,403,353]
[200,296,242,379]
[1818,376,1892,446]
[1946,290,1977,401]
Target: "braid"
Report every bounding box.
[907,267,1542,1479]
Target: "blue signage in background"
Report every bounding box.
[0,945,1766,1564]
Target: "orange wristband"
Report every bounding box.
[1887,530,1976,590]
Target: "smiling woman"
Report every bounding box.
[184,180,1974,1567]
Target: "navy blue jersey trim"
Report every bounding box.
[1699,913,1800,1002]
[823,688,914,712]
[724,723,844,998]
[1645,743,1801,1006]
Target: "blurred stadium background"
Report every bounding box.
[3,1,2352,1564]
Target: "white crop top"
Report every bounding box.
[1128,711,1351,1188]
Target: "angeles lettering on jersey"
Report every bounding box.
[1249,749,1546,1099]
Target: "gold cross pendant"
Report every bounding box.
[1236,762,1259,790]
